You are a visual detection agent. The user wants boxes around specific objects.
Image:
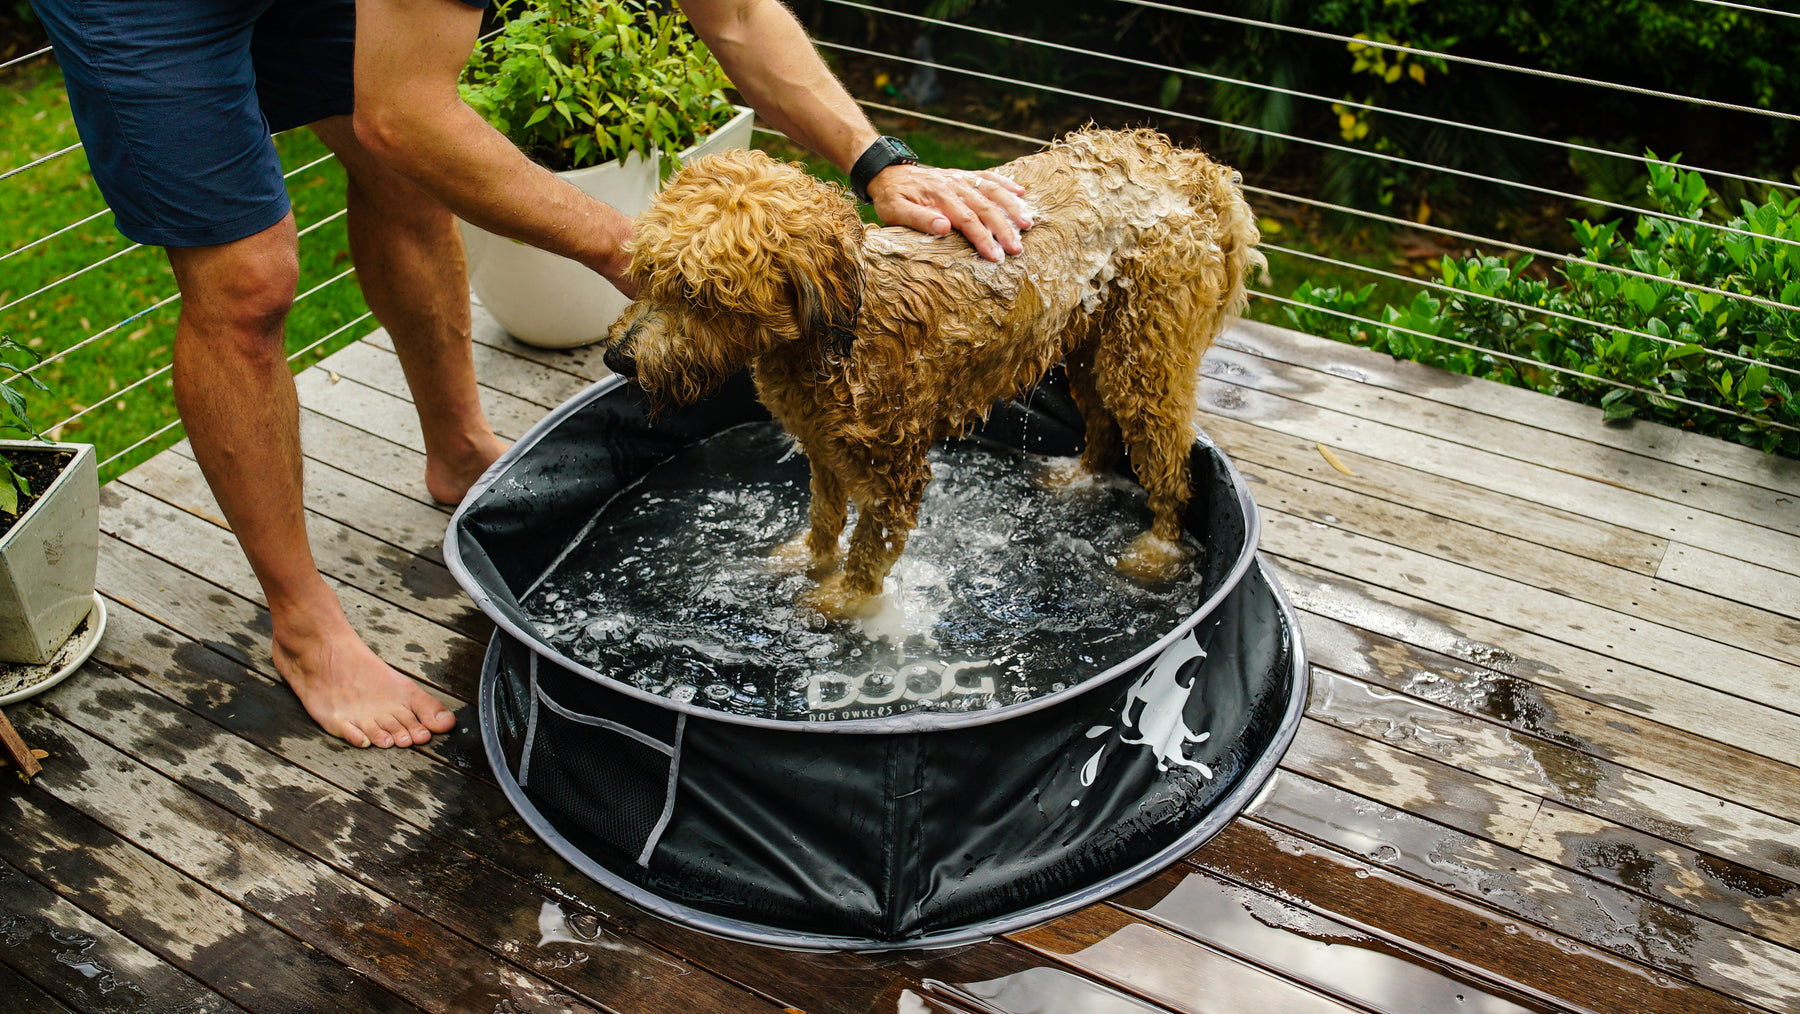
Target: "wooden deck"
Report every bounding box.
[3,308,1797,1014]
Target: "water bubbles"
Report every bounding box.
[521,423,1210,721]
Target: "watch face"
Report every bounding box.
[887,138,918,161]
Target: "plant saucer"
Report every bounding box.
[0,593,107,706]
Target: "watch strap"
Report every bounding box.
[850,136,919,204]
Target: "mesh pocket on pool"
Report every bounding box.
[519,660,680,865]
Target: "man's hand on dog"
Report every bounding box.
[868,166,1034,262]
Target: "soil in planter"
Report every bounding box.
[0,448,75,540]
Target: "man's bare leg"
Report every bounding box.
[312,116,508,505]
[168,216,455,748]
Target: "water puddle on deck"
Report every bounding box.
[523,422,1207,721]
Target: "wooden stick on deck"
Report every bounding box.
[0,708,42,780]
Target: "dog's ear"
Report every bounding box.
[788,244,864,362]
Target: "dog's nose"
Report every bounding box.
[603,343,636,379]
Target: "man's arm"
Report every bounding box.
[679,0,1032,261]
[351,0,640,293]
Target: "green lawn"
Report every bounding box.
[1,60,370,485]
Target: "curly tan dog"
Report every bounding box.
[602,128,1263,618]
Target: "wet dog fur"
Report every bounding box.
[602,128,1263,618]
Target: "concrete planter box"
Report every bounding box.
[0,440,99,665]
[461,106,757,350]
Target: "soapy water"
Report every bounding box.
[523,422,1207,722]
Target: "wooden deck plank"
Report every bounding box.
[0,860,241,1014]
[97,496,483,702]
[1522,800,1800,952]
[1186,820,1778,1014]
[1280,719,1542,848]
[32,630,780,1014]
[7,707,626,1014]
[318,342,548,440]
[1221,322,1800,498]
[1274,558,1800,769]
[1201,367,1800,577]
[297,408,442,509]
[469,305,614,381]
[1210,330,1800,528]
[1257,773,1800,997]
[365,329,598,411]
[1204,411,1669,575]
[1246,465,1800,664]
[1298,609,1800,826]
[116,456,484,639]
[1307,667,1800,885]
[0,960,80,1014]
[1008,904,1375,1014]
[156,437,457,561]
[0,777,424,1014]
[1657,543,1800,622]
[1261,510,1798,713]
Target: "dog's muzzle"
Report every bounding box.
[603,340,637,379]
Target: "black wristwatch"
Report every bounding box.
[850,136,919,204]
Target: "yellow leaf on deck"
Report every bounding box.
[1316,443,1355,476]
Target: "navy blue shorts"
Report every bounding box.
[32,0,488,248]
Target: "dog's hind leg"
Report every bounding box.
[1040,344,1121,489]
[1110,357,1200,583]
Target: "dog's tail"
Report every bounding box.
[1178,149,1268,332]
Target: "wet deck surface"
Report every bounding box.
[4,311,1797,1014]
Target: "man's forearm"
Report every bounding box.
[353,0,636,289]
[680,0,878,174]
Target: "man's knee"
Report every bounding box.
[171,232,302,345]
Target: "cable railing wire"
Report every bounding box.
[95,304,372,472]
[1250,292,1799,434]
[0,44,53,75]
[1119,0,1800,124]
[3,151,346,322]
[816,38,1800,265]
[1687,0,1800,20]
[1242,183,1800,317]
[823,0,1799,196]
[1261,242,1800,379]
[15,206,352,381]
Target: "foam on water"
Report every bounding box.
[523,422,1206,721]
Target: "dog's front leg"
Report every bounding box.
[802,470,924,621]
[772,463,848,578]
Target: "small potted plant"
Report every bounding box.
[0,331,104,704]
[459,0,755,348]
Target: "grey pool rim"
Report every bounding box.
[448,372,1311,949]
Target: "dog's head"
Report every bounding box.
[602,149,865,409]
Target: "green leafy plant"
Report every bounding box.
[460,0,737,174]
[0,331,50,517]
[1285,158,1800,456]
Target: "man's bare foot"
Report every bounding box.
[426,432,510,505]
[272,601,456,748]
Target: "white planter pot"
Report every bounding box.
[462,106,757,350]
[0,440,99,665]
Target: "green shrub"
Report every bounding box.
[460,0,736,174]
[1285,159,1800,456]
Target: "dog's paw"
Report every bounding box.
[1116,532,1192,584]
[1035,456,1096,492]
[800,572,882,623]
[770,533,842,578]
